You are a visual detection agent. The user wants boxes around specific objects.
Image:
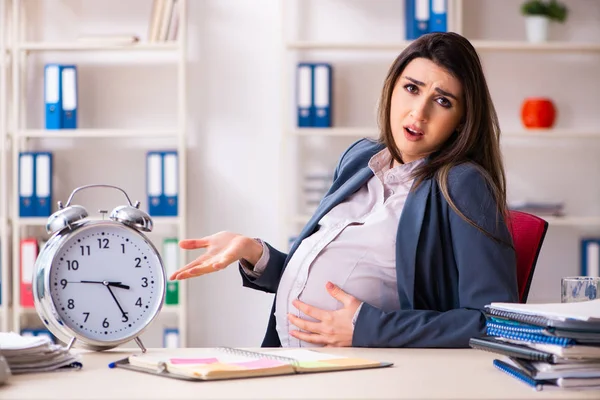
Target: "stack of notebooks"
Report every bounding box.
[470,299,600,391]
[0,332,82,374]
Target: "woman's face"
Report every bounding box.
[389,57,464,164]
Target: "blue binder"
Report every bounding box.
[163,328,179,348]
[163,151,178,216]
[581,238,600,277]
[406,0,430,40]
[313,63,332,128]
[44,64,63,130]
[60,65,78,129]
[146,151,164,216]
[297,63,314,127]
[35,152,53,217]
[19,153,35,217]
[429,0,447,32]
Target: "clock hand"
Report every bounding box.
[105,284,127,317]
[79,280,130,290]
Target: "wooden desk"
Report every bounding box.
[2,348,600,399]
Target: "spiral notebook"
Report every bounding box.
[109,348,393,381]
[486,299,600,328]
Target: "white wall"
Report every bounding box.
[22,0,600,347]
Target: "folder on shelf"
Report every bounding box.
[20,238,38,308]
[60,65,78,129]
[35,152,53,217]
[147,151,164,216]
[44,64,62,130]
[19,153,35,217]
[581,238,600,277]
[163,151,178,216]
[296,63,313,127]
[429,0,447,33]
[163,328,180,348]
[405,0,429,40]
[163,238,179,305]
[313,63,332,128]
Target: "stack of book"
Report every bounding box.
[0,332,82,374]
[470,299,600,391]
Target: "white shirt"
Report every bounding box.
[246,149,423,347]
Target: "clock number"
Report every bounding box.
[141,277,148,287]
[66,260,79,271]
[60,279,68,289]
[83,312,90,322]
[102,318,110,328]
[97,238,109,249]
[121,313,129,323]
[67,299,75,309]
[134,257,142,268]
[121,243,126,254]
[135,297,142,307]
[80,245,90,256]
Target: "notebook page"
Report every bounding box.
[261,349,346,362]
[260,349,383,370]
[488,299,600,321]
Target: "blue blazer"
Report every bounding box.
[240,138,518,348]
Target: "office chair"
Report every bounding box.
[507,210,549,303]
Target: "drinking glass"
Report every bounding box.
[561,276,600,303]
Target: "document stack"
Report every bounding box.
[0,332,82,374]
[469,299,600,391]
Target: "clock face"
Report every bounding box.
[48,222,165,343]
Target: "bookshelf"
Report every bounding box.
[6,0,190,348]
[280,0,600,277]
[0,0,9,333]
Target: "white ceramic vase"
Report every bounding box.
[525,15,550,43]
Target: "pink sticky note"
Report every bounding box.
[169,357,219,365]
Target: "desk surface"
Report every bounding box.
[2,347,600,399]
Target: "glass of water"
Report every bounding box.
[561,277,600,303]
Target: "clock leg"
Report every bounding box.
[67,337,77,351]
[134,337,147,353]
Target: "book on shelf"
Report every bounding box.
[148,0,179,42]
[109,347,392,381]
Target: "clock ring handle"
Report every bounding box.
[61,184,135,209]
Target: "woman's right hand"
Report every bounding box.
[169,231,263,281]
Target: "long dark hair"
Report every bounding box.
[377,32,509,242]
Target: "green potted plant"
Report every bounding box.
[521,0,568,43]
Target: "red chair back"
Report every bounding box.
[507,210,549,303]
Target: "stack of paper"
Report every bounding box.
[469,299,600,391]
[0,332,82,374]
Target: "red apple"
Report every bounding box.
[521,98,556,129]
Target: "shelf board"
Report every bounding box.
[285,40,600,53]
[16,216,180,227]
[471,40,600,53]
[293,127,377,137]
[292,214,600,227]
[291,128,600,139]
[16,129,179,139]
[503,129,600,139]
[18,41,180,52]
[543,216,600,226]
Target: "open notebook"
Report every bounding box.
[109,347,392,381]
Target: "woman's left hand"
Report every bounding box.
[287,282,361,347]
